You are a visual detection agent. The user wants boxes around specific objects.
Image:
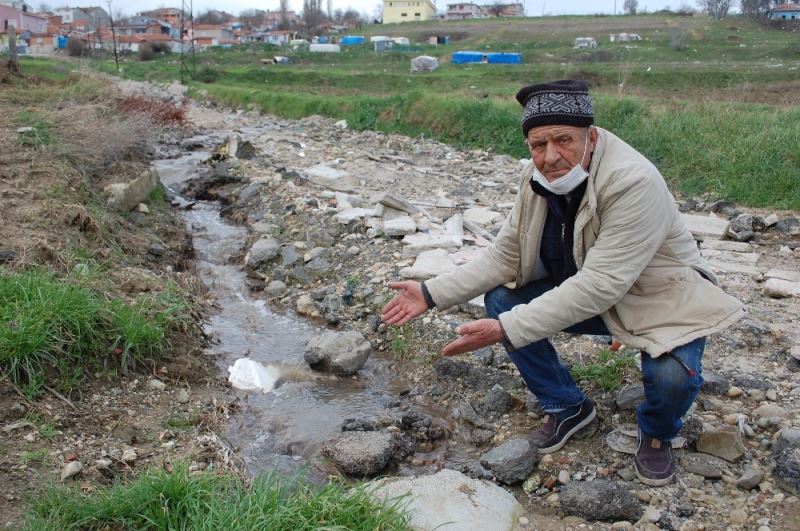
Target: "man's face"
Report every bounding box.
[526,125,597,182]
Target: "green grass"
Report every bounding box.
[16,110,55,148]
[25,464,410,530]
[0,269,193,397]
[570,349,639,392]
[21,449,50,466]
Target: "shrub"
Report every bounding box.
[197,65,220,83]
[138,43,155,61]
[150,41,172,54]
[670,30,690,51]
[65,38,88,57]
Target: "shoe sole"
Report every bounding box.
[634,467,674,487]
[536,409,596,454]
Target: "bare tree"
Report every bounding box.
[279,0,290,29]
[303,0,324,33]
[239,9,266,29]
[740,0,772,18]
[486,2,505,17]
[697,0,732,19]
[624,0,639,14]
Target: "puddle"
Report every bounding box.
[153,148,416,477]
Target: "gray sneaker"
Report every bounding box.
[530,398,595,454]
[634,431,675,486]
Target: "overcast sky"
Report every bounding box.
[47,0,686,19]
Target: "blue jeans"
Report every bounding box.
[485,279,705,442]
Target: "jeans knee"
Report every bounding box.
[645,358,702,404]
[484,286,511,319]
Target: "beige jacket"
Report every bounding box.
[425,127,745,356]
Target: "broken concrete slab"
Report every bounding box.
[104,167,160,212]
[399,249,457,280]
[375,192,421,215]
[764,278,800,298]
[304,164,360,192]
[443,213,464,236]
[700,240,754,253]
[764,269,800,283]
[335,192,362,211]
[334,208,377,224]
[701,249,760,275]
[683,213,730,240]
[400,233,463,257]
[382,216,417,237]
[464,207,503,226]
[374,203,407,221]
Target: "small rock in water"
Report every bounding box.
[304,330,371,376]
[322,431,395,476]
[479,437,538,485]
[296,294,320,317]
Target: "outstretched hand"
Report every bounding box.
[441,319,505,357]
[381,281,429,326]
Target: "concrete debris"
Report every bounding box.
[104,168,160,211]
[400,249,457,280]
[304,164,360,192]
[464,207,503,226]
[682,213,730,240]
[382,215,417,236]
[764,278,800,298]
[334,208,377,224]
[400,233,463,257]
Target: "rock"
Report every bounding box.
[137,203,150,214]
[104,168,160,211]
[433,357,470,379]
[382,216,417,236]
[334,119,348,129]
[474,347,494,366]
[334,208,377,224]
[401,232,463,257]
[775,217,800,235]
[246,238,280,267]
[400,249,457,280]
[737,466,764,490]
[558,470,571,484]
[727,214,754,241]
[471,428,496,446]
[696,427,746,462]
[752,404,788,419]
[483,384,514,414]
[681,454,724,479]
[0,249,17,264]
[479,437,538,484]
[370,469,522,531]
[764,278,800,298]
[615,383,645,410]
[235,140,256,160]
[60,461,83,481]
[147,243,166,256]
[176,389,190,404]
[643,506,661,523]
[121,448,137,464]
[729,509,748,525]
[790,346,800,362]
[95,458,112,470]
[772,429,800,495]
[296,295,320,317]
[304,330,371,376]
[702,371,730,395]
[464,207,503,226]
[147,379,167,391]
[559,480,643,522]
[280,246,301,266]
[322,431,395,476]
[265,280,288,298]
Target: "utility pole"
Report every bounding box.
[107,0,119,71]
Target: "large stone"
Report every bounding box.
[559,480,643,522]
[399,249,457,280]
[104,167,160,211]
[246,238,280,267]
[334,208,377,224]
[370,469,522,531]
[696,427,746,462]
[773,429,800,495]
[700,240,753,253]
[401,233,463,257]
[322,431,395,476]
[764,269,800,283]
[701,249,760,275]
[483,384,514,414]
[775,217,800,235]
[304,164,360,192]
[60,461,83,481]
[682,213,729,240]
[479,437,538,485]
[752,404,788,419]
[615,383,645,410]
[464,207,503,226]
[701,371,730,395]
[265,280,288,298]
[304,330,371,375]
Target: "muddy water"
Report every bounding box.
[154,147,413,477]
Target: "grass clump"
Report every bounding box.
[16,110,55,148]
[570,349,638,392]
[25,464,410,530]
[0,269,192,397]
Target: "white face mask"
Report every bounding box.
[531,130,591,195]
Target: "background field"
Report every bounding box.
[42,13,798,208]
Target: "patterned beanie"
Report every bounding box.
[516,80,594,137]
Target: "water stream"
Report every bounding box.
[154,141,414,477]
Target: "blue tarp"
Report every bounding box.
[341,35,365,45]
[57,35,68,49]
[318,36,329,44]
[452,51,522,64]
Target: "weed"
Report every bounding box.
[389,324,413,358]
[147,184,168,207]
[25,463,410,530]
[165,413,200,429]
[197,65,220,83]
[16,110,55,148]
[570,349,638,392]
[21,449,50,466]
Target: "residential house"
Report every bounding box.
[52,6,109,31]
[1,3,47,33]
[0,0,31,11]
[495,3,524,17]
[263,10,300,29]
[446,3,486,20]
[769,3,800,20]
[139,8,184,27]
[382,0,436,23]
[112,32,179,53]
[115,16,176,39]
[193,23,235,46]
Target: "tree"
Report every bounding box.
[486,2,505,17]
[279,0,290,29]
[697,0,732,19]
[239,9,266,28]
[303,0,324,33]
[740,0,772,18]
[624,0,639,14]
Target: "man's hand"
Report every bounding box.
[381,281,429,326]
[442,319,505,357]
